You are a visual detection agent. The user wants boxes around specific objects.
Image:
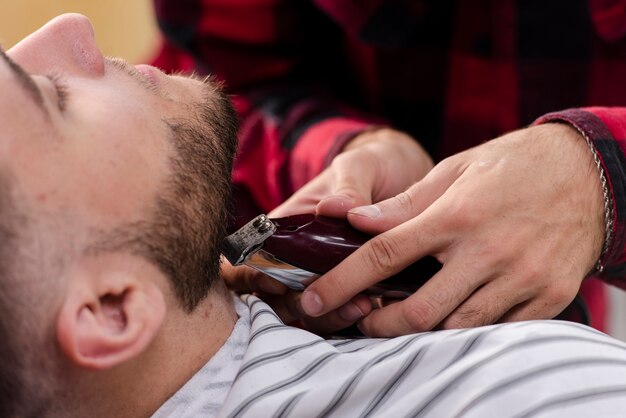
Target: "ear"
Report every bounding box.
[56,267,166,370]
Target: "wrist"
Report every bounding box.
[540,123,610,274]
[556,123,612,274]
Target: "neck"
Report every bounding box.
[58,283,238,418]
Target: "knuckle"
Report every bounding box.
[522,261,544,283]
[477,238,504,260]
[392,191,416,213]
[460,237,505,269]
[364,235,404,277]
[544,283,576,307]
[331,151,351,167]
[321,272,353,302]
[446,304,486,329]
[448,199,484,229]
[432,155,457,175]
[333,149,374,168]
[402,299,439,331]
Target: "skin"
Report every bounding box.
[226,118,604,337]
[3,14,237,417]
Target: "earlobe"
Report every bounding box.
[57,277,166,370]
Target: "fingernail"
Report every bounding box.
[320,194,354,208]
[338,302,365,321]
[301,290,324,316]
[349,205,381,219]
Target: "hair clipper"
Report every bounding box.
[222,214,442,299]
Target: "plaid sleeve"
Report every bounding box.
[232,93,376,211]
[535,108,626,288]
[152,0,384,211]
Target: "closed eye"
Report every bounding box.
[46,73,69,112]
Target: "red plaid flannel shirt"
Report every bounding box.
[153,0,626,330]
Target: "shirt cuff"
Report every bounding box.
[535,108,626,281]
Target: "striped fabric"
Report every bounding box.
[152,296,250,418]
[155,295,626,417]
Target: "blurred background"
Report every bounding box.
[1,0,625,341]
[0,0,159,63]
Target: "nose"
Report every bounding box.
[8,14,105,77]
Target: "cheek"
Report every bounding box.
[0,91,52,155]
[11,102,173,227]
[64,108,172,223]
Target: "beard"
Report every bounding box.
[148,82,239,311]
[92,79,239,311]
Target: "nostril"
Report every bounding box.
[72,40,105,76]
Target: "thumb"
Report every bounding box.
[316,158,377,218]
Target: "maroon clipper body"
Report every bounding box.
[222,214,442,298]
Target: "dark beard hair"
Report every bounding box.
[145,88,239,311]
[89,83,239,312]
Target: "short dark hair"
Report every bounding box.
[141,88,239,311]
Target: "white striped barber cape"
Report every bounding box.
[154,294,626,418]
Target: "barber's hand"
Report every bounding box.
[222,128,433,334]
[271,128,433,218]
[299,124,605,336]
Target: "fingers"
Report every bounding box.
[269,152,377,219]
[300,216,447,318]
[316,194,367,218]
[353,258,491,336]
[347,158,466,235]
[316,154,377,218]
[220,257,288,295]
[269,170,332,218]
[355,271,577,337]
[437,279,530,329]
[266,291,372,335]
[499,288,576,323]
[273,129,435,219]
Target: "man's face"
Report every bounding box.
[0,14,237,309]
[3,14,209,233]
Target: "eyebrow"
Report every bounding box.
[0,47,49,118]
